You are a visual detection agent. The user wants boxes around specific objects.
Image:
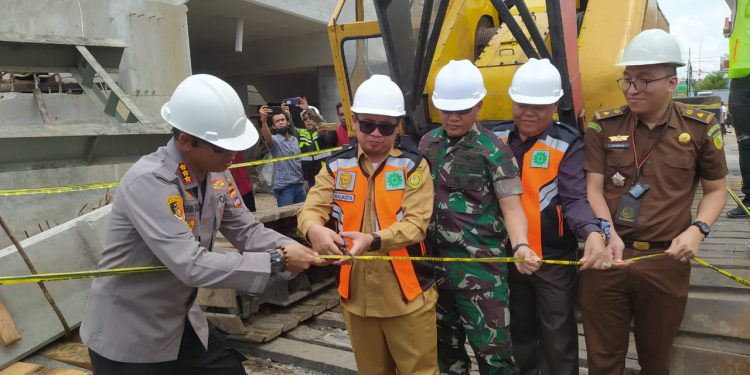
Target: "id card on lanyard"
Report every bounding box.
[614,117,668,227]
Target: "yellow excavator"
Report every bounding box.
[327,0,669,142]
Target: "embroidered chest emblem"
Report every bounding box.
[336,171,356,191]
[211,179,226,191]
[530,150,550,168]
[167,195,185,221]
[608,135,630,142]
[385,170,406,190]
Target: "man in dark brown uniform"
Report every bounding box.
[581,29,728,375]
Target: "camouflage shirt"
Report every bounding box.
[419,124,522,290]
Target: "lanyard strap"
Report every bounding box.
[630,118,670,183]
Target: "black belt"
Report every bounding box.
[623,240,671,251]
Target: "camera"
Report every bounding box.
[283,97,299,106]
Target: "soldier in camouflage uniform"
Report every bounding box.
[419,60,540,375]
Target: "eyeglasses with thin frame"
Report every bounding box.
[357,118,398,136]
[616,75,675,92]
[439,107,474,116]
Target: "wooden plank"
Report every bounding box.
[284,325,352,352]
[197,288,237,309]
[0,299,21,346]
[233,337,357,375]
[0,362,88,375]
[39,341,92,370]
[205,313,247,335]
[311,311,347,330]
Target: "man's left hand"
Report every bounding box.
[580,232,611,270]
[336,231,374,265]
[665,225,703,261]
[281,103,291,117]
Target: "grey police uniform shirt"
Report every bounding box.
[80,140,296,363]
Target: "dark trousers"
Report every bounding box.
[508,254,578,375]
[579,249,691,375]
[730,76,750,198]
[89,322,246,375]
[242,191,256,212]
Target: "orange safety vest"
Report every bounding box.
[326,145,434,302]
[494,122,579,258]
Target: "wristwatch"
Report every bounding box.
[691,220,711,238]
[370,233,382,251]
[267,249,287,274]
[594,218,612,243]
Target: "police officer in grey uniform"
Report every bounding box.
[80,74,324,374]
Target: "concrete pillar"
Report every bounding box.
[317,66,341,123]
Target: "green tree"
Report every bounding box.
[697,71,729,90]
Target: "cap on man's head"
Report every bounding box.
[508,58,563,105]
[350,75,405,117]
[616,28,685,67]
[161,74,258,151]
[432,59,487,111]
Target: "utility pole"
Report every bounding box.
[685,48,693,97]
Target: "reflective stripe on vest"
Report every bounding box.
[328,154,425,302]
[501,135,569,257]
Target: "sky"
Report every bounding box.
[658,0,731,78]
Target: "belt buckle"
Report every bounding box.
[632,241,650,251]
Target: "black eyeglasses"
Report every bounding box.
[439,107,474,116]
[617,75,674,92]
[358,119,398,136]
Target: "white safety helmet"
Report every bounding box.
[616,29,685,67]
[432,59,487,111]
[350,75,406,117]
[508,58,564,105]
[161,74,259,151]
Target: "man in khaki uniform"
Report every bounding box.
[581,30,728,374]
[298,75,438,375]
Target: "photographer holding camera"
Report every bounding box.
[260,101,306,207]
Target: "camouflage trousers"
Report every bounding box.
[436,286,518,375]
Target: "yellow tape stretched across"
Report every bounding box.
[0,182,121,197]
[317,252,666,266]
[0,266,168,285]
[693,257,750,288]
[0,254,746,288]
[229,146,343,169]
[727,187,750,217]
[0,147,344,196]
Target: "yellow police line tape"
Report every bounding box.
[1,254,747,288]
[727,187,750,217]
[228,146,343,169]
[317,253,666,265]
[0,147,344,197]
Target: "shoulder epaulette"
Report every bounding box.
[679,106,715,125]
[593,106,627,121]
[553,121,582,140]
[489,120,514,134]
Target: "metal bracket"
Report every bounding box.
[69,45,146,124]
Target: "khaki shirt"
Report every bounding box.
[298,145,436,317]
[584,103,727,242]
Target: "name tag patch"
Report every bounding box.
[606,142,630,149]
[333,192,355,202]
